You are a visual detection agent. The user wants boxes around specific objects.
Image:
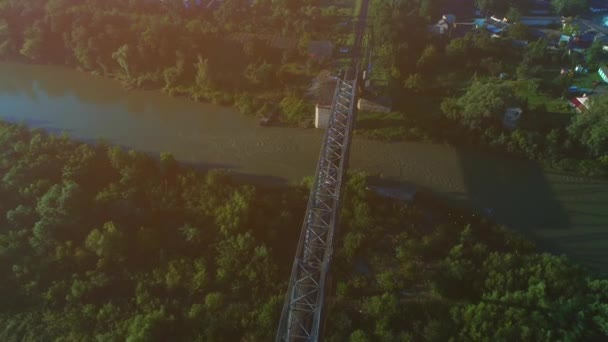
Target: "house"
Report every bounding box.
[569,96,591,112]
[599,66,608,83]
[503,107,523,130]
[486,16,510,34]
[568,35,593,53]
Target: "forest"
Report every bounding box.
[1,120,607,340]
[359,0,608,176]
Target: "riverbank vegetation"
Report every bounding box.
[359,0,608,176]
[1,121,607,340]
[1,0,607,171]
[0,0,349,126]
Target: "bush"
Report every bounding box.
[234,93,255,115]
[279,95,314,124]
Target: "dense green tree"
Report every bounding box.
[567,95,608,157]
[586,41,607,68]
[85,221,126,261]
[442,80,521,130]
[453,253,608,340]
[508,22,530,40]
[506,6,522,22]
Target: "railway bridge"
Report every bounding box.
[275,0,370,340]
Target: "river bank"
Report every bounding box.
[1,62,607,273]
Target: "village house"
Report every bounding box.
[570,95,592,112]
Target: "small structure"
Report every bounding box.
[444,14,456,25]
[569,95,591,112]
[486,16,510,34]
[430,14,456,35]
[599,65,608,83]
[503,107,523,130]
[315,104,332,129]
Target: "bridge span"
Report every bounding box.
[275,0,369,340]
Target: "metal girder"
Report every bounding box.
[276,76,358,342]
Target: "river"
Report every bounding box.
[1,62,607,273]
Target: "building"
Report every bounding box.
[599,66,608,83]
[569,96,591,112]
[598,66,608,81]
[486,16,510,34]
[315,104,331,129]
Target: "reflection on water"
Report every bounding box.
[0,62,607,273]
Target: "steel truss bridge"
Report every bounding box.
[276,1,369,340]
[275,74,358,341]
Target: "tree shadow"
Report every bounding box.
[454,147,608,274]
[454,148,570,230]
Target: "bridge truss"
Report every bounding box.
[275,75,358,341]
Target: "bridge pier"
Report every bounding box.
[315,104,332,129]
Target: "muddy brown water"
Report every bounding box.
[1,62,607,273]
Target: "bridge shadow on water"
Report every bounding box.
[454,148,608,275]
